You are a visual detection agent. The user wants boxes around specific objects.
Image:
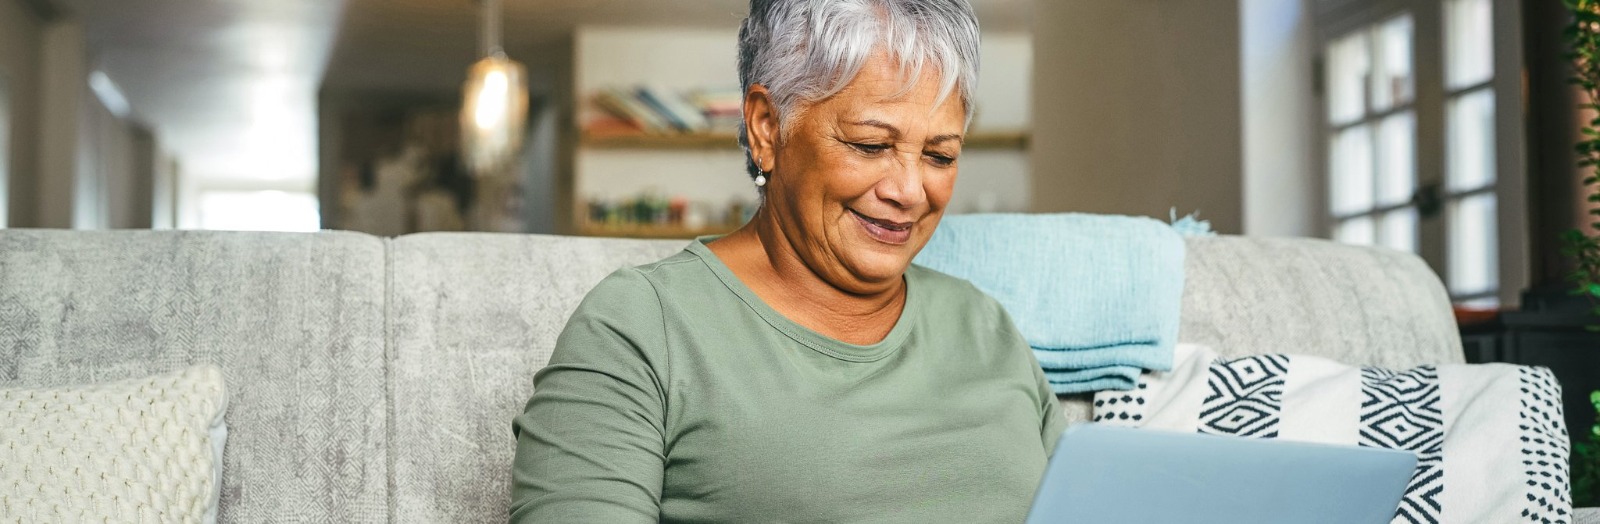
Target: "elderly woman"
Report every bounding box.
[510,0,1064,521]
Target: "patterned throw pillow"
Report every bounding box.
[0,365,228,523]
[1093,344,1572,524]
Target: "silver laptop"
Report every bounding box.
[1027,424,1418,524]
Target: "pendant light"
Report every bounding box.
[460,0,528,175]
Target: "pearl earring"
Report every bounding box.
[754,155,768,187]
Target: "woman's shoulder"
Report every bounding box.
[580,249,703,305]
[574,247,719,318]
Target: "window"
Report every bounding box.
[1326,16,1419,255]
[1319,0,1522,306]
[198,190,320,232]
[1443,0,1498,304]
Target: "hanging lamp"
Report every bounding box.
[460,0,528,175]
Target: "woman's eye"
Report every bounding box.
[925,153,957,167]
[848,142,892,155]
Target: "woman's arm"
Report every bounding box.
[510,269,670,523]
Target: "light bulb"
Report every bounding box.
[460,55,528,175]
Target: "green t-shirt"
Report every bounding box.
[511,238,1067,523]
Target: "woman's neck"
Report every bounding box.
[708,208,906,346]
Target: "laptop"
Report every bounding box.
[1026,424,1418,524]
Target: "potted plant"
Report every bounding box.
[1563,0,1600,507]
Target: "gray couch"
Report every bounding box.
[0,229,1593,523]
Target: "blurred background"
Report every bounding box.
[7,0,1600,493]
[0,0,1593,313]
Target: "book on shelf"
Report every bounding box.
[586,85,742,137]
[594,88,672,133]
[636,86,709,132]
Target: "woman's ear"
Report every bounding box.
[743,84,779,172]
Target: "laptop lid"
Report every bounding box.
[1026,424,1417,524]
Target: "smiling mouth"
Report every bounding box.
[848,208,913,245]
[849,208,911,231]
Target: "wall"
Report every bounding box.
[0,0,45,227]
[36,18,86,228]
[1030,0,1244,234]
[572,26,1036,225]
[1241,0,1318,238]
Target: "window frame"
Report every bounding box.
[1313,0,1529,307]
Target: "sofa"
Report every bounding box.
[0,229,1594,523]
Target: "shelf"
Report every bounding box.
[579,130,1031,150]
[577,223,738,239]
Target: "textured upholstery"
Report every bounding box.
[386,233,685,522]
[0,365,226,522]
[1179,236,1464,367]
[0,230,388,523]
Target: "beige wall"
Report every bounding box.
[1241,0,1318,238]
[1,0,44,227]
[1030,0,1244,234]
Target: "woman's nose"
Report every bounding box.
[873,158,928,210]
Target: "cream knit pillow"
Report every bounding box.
[0,365,228,523]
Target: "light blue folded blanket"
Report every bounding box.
[912,213,1185,394]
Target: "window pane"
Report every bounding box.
[1448,194,1498,296]
[1327,31,1370,125]
[1447,88,1496,192]
[1376,111,1416,207]
[1446,0,1494,88]
[1371,16,1415,111]
[199,190,321,232]
[1331,124,1375,216]
[1379,207,1418,254]
[1335,216,1376,246]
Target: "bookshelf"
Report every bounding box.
[579,130,1032,150]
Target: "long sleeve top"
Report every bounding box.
[510,237,1066,523]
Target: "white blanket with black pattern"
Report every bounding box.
[1093,343,1573,524]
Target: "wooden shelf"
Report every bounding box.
[579,130,1030,150]
[577,223,738,239]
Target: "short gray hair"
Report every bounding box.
[736,0,981,182]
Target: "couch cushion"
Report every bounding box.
[386,232,686,522]
[1179,236,1465,368]
[0,230,388,523]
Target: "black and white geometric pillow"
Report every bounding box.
[1094,344,1572,524]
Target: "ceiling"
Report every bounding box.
[67,0,1033,184]
[64,0,342,185]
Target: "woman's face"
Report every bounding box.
[752,52,965,295]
